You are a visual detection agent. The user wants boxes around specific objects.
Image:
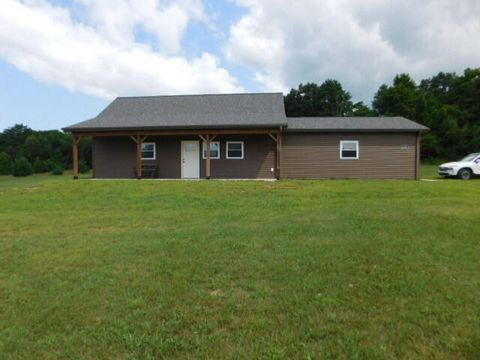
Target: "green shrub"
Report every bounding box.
[13,157,33,177]
[51,165,64,175]
[79,160,90,174]
[33,158,50,173]
[46,159,56,171]
[0,152,13,175]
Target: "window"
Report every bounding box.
[340,140,359,159]
[185,143,197,152]
[460,153,478,162]
[226,141,244,159]
[141,142,156,160]
[202,141,220,159]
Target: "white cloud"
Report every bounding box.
[0,0,242,100]
[76,0,207,54]
[1,0,479,104]
[226,0,480,102]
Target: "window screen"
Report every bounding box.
[141,143,156,160]
[202,141,220,159]
[226,142,244,159]
[340,141,359,159]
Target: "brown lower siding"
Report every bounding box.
[93,132,418,179]
[93,135,276,179]
[281,133,417,179]
[93,137,136,178]
[200,136,275,179]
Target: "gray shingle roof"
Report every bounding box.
[63,92,428,133]
[286,117,429,132]
[63,93,287,131]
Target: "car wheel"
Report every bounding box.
[457,168,472,180]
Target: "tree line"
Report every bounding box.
[1,67,478,176]
[285,68,479,160]
[0,124,91,176]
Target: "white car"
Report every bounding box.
[438,153,480,180]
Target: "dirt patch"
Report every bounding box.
[210,289,224,297]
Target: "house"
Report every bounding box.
[63,93,429,180]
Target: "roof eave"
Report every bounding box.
[63,123,288,133]
[285,128,429,133]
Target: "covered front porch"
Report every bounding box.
[71,129,283,180]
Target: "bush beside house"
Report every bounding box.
[13,157,34,177]
[0,152,13,175]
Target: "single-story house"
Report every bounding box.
[63,93,429,180]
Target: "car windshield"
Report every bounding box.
[459,153,479,162]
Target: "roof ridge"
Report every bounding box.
[116,92,284,100]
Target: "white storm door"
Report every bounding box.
[181,141,200,178]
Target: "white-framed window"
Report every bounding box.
[226,141,244,159]
[202,141,220,159]
[340,140,359,159]
[141,142,156,160]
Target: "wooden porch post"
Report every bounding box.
[72,134,81,179]
[136,135,142,179]
[206,134,211,179]
[130,135,146,179]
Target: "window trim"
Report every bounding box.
[202,141,220,159]
[141,142,156,160]
[226,141,244,159]
[339,140,359,160]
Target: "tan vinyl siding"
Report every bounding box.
[282,133,417,179]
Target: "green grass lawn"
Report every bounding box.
[1,167,479,359]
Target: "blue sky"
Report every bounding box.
[1,0,479,131]
[0,59,107,130]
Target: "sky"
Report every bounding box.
[0,0,479,131]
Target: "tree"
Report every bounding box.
[351,101,375,116]
[12,157,33,177]
[51,164,64,175]
[0,126,84,171]
[372,74,421,119]
[33,158,51,173]
[78,160,90,174]
[0,152,12,175]
[374,69,480,159]
[318,79,353,116]
[0,124,33,158]
[284,80,354,117]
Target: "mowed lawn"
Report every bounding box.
[0,168,479,359]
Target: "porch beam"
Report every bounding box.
[268,133,278,142]
[71,128,281,137]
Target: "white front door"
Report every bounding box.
[181,141,200,178]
